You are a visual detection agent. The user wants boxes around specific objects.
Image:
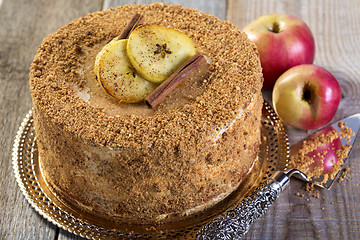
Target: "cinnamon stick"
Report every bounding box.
[145,53,207,108]
[118,14,144,40]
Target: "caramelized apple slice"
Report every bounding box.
[127,25,196,84]
[94,38,117,77]
[96,39,157,103]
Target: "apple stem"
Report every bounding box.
[269,22,281,33]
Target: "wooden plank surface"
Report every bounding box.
[0,0,102,239]
[103,0,227,20]
[228,0,360,239]
[1,0,360,239]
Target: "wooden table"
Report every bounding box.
[1,0,360,239]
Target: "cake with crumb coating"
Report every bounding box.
[29,3,263,224]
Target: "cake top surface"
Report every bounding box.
[29,3,262,149]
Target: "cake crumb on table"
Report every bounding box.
[338,167,351,183]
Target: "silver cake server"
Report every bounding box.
[197,113,360,239]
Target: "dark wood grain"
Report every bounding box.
[0,0,102,239]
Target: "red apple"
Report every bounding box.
[243,14,315,89]
[272,64,341,130]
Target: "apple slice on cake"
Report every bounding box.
[95,39,157,103]
[127,25,196,84]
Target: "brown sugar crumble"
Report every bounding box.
[303,183,320,198]
[29,3,264,224]
[29,3,263,150]
[338,167,352,183]
[289,122,354,185]
[295,192,305,197]
[293,122,355,199]
[295,183,319,199]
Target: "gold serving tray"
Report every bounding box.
[12,102,289,239]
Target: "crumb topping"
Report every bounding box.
[338,167,351,183]
[29,3,262,149]
[289,122,354,184]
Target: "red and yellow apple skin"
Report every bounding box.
[306,126,342,173]
[243,14,315,89]
[290,125,343,173]
[272,64,341,130]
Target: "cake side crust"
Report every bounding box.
[30,3,264,224]
[34,93,262,223]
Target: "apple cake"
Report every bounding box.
[29,3,263,224]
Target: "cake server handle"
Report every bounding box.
[196,170,298,239]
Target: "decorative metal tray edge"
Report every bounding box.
[12,111,65,230]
